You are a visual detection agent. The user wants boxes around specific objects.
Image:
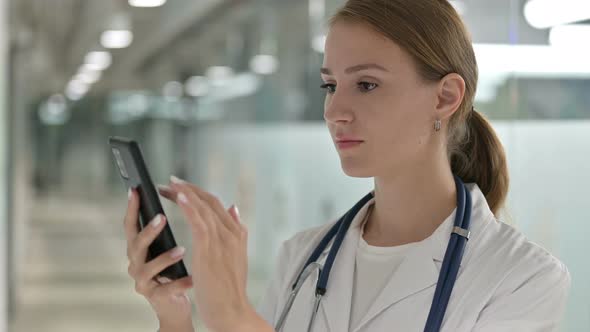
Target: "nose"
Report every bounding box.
[323,91,354,124]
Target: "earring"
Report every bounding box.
[434,119,441,132]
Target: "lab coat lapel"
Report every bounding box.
[350,208,457,332]
[317,197,373,332]
[350,240,441,332]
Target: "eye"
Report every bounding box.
[358,82,378,92]
[320,83,336,94]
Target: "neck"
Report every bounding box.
[363,161,457,247]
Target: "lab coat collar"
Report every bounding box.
[431,182,495,263]
[317,183,494,332]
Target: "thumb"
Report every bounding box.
[228,204,241,223]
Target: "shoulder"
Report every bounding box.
[470,217,571,302]
[467,219,571,328]
[493,220,568,277]
[505,220,569,284]
[464,183,569,290]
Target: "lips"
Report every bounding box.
[335,135,364,143]
[335,140,364,149]
[336,139,364,143]
[334,132,364,150]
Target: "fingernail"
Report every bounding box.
[157,276,172,284]
[178,193,189,204]
[170,175,185,184]
[234,205,240,218]
[157,184,170,191]
[151,215,163,228]
[128,188,132,200]
[170,246,185,259]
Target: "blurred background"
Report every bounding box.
[0,0,588,331]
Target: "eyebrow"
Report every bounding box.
[320,63,390,75]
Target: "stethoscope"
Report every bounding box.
[275,175,472,332]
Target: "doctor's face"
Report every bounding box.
[322,21,440,178]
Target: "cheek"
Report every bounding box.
[368,100,422,141]
[366,98,431,156]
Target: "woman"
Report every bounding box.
[123,0,571,331]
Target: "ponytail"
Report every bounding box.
[450,110,509,216]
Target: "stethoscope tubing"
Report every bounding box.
[278,175,472,332]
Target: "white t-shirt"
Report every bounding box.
[349,205,420,332]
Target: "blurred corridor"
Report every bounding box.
[9,195,157,332]
[1,0,590,331]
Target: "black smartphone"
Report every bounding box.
[109,136,188,280]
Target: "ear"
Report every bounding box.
[435,73,466,121]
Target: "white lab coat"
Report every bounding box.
[256,183,571,332]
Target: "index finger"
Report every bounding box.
[170,177,239,234]
[124,188,140,242]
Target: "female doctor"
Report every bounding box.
[122,0,571,331]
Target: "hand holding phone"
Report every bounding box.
[110,136,195,330]
[109,136,188,280]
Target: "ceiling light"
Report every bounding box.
[474,43,590,77]
[65,80,89,100]
[39,94,70,125]
[185,76,210,97]
[75,68,102,84]
[205,66,234,87]
[249,55,279,75]
[84,51,112,71]
[524,0,590,29]
[129,0,167,8]
[101,30,133,49]
[549,24,590,50]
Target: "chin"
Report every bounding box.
[340,159,374,178]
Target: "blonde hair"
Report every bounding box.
[330,0,509,215]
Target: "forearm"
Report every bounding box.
[236,312,274,332]
[158,319,195,332]
[158,327,194,332]
[217,306,274,332]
